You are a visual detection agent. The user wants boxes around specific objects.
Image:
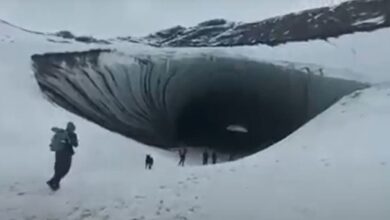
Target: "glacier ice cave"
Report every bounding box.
[32,49,368,156]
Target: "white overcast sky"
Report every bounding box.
[0,0,346,37]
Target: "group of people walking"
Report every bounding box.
[146,148,218,170]
[177,148,218,166]
[46,122,220,192]
[202,150,218,165]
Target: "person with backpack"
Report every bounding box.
[47,122,78,191]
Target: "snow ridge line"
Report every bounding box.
[135,0,390,47]
[2,0,389,47]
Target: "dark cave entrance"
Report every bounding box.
[175,89,297,155]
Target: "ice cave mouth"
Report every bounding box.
[32,49,368,156]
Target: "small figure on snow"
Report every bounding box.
[212,152,217,164]
[178,148,187,167]
[145,154,154,170]
[202,150,209,165]
[47,122,78,191]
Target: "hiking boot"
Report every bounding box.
[46,180,60,191]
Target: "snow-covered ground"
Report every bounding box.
[1,17,390,220]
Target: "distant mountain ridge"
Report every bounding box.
[1,0,389,47]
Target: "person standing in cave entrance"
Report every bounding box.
[145,154,154,170]
[47,122,78,191]
[178,148,187,166]
[202,150,209,165]
[212,152,217,164]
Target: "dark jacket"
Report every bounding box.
[65,131,78,155]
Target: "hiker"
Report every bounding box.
[178,148,187,166]
[47,122,78,191]
[145,154,154,170]
[212,152,217,164]
[202,150,209,165]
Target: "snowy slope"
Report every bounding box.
[1,14,390,220]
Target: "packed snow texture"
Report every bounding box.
[1,13,390,220]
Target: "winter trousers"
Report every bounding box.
[50,151,72,185]
[178,156,185,166]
